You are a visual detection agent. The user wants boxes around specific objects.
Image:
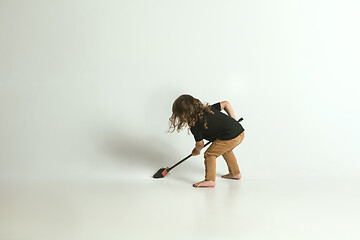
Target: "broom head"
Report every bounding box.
[153,167,169,178]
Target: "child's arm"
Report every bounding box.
[220,101,237,120]
[191,140,204,156]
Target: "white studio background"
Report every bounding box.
[0,0,359,182]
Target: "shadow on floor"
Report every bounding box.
[98,130,203,181]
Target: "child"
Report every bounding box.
[168,94,245,188]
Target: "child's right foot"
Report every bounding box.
[193,180,216,188]
[221,173,241,180]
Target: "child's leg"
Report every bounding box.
[193,141,226,187]
[192,151,218,187]
[221,132,245,179]
[204,154,217,181]
[222,150,240,175]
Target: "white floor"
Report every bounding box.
[1,0,360,238]
[1,175,359,240]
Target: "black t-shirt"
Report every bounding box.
[190,102,244,142]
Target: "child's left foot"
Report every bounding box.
[221,173,242,180]
[193,180,215,188]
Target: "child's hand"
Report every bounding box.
[191,148,200,156]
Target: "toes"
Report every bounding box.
[221,174,231,178]
[221,174,241,179]
[192,181,215,187]
[192,183,199,187]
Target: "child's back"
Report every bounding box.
[190,102,244,142]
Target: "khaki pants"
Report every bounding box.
[203,131,245,181]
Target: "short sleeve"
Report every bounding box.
[211,102,221,111]
[190,126,204,142]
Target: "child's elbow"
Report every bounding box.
[220,101,229,110]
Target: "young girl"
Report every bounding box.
[169,94,245,188]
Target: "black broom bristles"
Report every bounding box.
[153,167,169,178]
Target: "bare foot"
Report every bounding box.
[192,180,215,188]
[221,173,241,180]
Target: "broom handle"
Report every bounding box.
[168,117,243,171]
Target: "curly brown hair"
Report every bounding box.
[168,94,214,133]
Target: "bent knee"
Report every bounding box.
[204,150,218,159]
